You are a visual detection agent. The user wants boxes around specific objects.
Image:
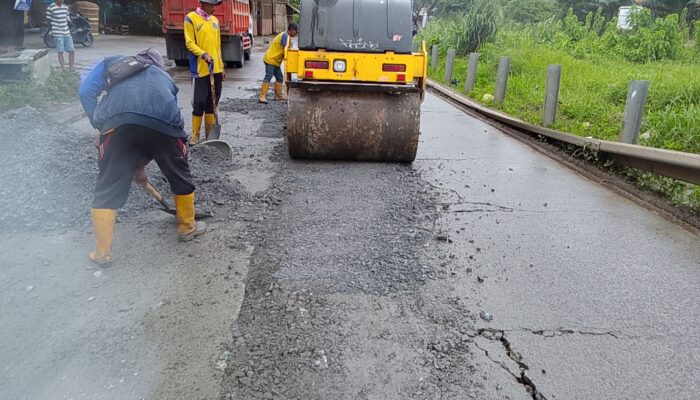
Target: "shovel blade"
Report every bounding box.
[192,139,233,162]
[206,124,222,141]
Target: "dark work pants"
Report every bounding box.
[93,124,195,209]
[192,73,223,117]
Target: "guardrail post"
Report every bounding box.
[542,64,562,127]
[494,56,510,103]
[444,48,456,84]
[464,52,479,92]
[620,80,650,144]
[431,45,439,70]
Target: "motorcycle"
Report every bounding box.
[44,11,94,48]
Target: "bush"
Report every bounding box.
[417,0,500,55]
[502,0,562,24]
[0,69,79,111]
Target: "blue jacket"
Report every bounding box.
[79,56,186,138]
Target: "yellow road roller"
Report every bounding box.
[285,0,428,162]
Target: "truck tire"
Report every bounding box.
[222,35,245,68]
[244,49,251,61]
[165,33,189,67]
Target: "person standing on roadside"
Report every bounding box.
[258,23,298,104]
[46,0,75,70]
[78,48,207,266]
[184,0,226,145]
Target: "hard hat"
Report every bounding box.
[199,0,222,4]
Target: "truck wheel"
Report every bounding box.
[244,50,251,61]
[44,32,55,48]
[227,60,244,69]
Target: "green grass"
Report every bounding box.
[0,69,80,111]
[429,31,700,210]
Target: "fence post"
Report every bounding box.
[494,56,510,103]
[431,45,439,70]
[464,52,480,92]
[444,48,456,84]
[542,64,562,127]
[620,80,651,144]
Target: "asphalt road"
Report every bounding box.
[1,35,698,400]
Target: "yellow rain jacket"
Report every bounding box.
[184,11,224,77]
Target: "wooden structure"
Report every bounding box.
[251,0,290,35]
[273,0,286,33]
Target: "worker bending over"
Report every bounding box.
[184,0,226,145]
[259,23,298,104]
[79,48,206,266]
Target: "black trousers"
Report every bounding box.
[192,73,223,116]
[94,124,195,209]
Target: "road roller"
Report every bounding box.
[284,0,428,162]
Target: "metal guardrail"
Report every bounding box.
[427,80,700,185]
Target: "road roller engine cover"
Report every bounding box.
[285,0,428,162]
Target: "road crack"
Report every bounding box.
[471,329,548,400]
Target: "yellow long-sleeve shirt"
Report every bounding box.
[184,11,224,77]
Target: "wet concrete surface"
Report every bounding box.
[1,35,699,400]
[417,98,700,399]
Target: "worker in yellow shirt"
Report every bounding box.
[184,0,226,145]
[258,23,298,104]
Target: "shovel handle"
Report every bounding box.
[143,182,171,211]
[206,63,219,141]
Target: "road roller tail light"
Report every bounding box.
[382,64,406,72]
[305,60,329,69]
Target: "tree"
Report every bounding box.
[503,0,563,24]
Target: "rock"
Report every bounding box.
[479,311,493,322]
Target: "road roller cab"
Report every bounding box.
[285,0,428,162]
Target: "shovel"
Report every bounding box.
[205,62,221,141]
[141,182,213,220]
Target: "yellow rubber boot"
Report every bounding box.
[174,193,207,242]
[258,82,270,104]
[89,209,116,265]
[274,82,287,101]
[204,113,216,138]
[190,115,203,145]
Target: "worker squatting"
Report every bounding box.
[77,0,296,266]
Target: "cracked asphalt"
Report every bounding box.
[1,35,699,399]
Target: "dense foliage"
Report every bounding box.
[421,3,699,208]
[416,0,500,55]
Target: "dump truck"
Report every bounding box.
[284,0,428,162]
[162,0,252,68]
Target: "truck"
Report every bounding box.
[162,0,252,68]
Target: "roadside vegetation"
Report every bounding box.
[0,69,79,111]
[416,0,700,210]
